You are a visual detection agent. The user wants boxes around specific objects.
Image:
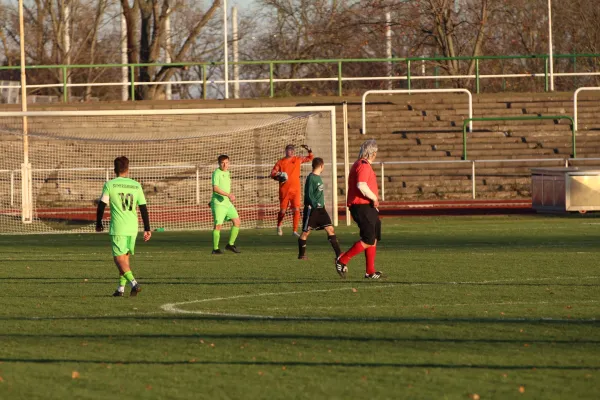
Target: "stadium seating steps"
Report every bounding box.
[1,91,600,202]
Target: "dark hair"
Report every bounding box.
[312,157,324,169]
[114,156,129,174]
[285,144,295,151]
[218,154,229,164]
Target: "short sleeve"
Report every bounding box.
[212,170,220,188]
[100,182,109,204]
[137,185,147,206]
[356,162,371,183]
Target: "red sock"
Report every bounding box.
[292,210,300,232]
[277,212,285,226]
[365,246,376,275]
[340,241,365,265]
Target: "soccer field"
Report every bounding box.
[0,215,599,399]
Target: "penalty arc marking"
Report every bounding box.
[160,276,600,320]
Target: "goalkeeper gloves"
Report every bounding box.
[301,144,312,152]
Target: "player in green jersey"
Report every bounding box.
[210,155,241,254]
[298,157,341,260]
[95,156,151,297]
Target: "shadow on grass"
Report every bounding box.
[0,358,598,370]
[0,259,105,262]
[0,333,599,345]
[0,315,597,324]
[0,278,598,288]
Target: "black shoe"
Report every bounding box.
[335,256,347,279]
[130,284,142,297]
[225,244,241,254]
[364,271,383,279]
[112,290,124,297]
[212,249,224,255]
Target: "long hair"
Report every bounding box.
[358,139,378,160]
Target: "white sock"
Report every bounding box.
[130,280,138,287]
[117,286,125,293]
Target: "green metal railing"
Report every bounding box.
[0,53,598,101]
[462,116,576,160]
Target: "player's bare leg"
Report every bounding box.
[113,253,141,296]
[298,230,311,259]
[225,218,241,253]
[291,207,301,237]
[112,255,129,296]
[212,224,224,254]
[276,209,286,236]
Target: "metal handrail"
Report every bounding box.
[573,87,600,132]
[371,158,572,201]
[462,116,576,160]
[5,157,598,208]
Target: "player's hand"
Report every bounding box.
[95,224,103,232]
[372,198,380,209]
[301,144,312,152]
[143,231,152,242]
[228,193,236,202]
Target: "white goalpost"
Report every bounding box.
[0,106,339,234]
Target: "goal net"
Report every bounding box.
[0,107,337,234]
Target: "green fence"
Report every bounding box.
[1,53,598,101]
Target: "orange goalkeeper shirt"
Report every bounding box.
[271,154,314,194]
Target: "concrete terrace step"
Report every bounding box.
[434,142,538,150]
[5,91,600,203]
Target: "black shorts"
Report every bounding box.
[302,206,332,232]
[349,204,381,245]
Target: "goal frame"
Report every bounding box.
[0,106,341,230]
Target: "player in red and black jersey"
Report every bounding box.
[335,139,383,279]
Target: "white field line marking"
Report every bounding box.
[161,276,600,319]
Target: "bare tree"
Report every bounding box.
[119,0,221,100]
[0,0,122,99]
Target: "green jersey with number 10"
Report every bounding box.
[100,177,147,236]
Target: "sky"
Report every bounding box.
[229,0,256,10]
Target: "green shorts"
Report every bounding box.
[111,235,137,256]
[211,203,239,225]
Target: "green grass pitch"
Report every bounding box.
[0,215,599,399]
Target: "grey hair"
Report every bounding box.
[358,139,378,160]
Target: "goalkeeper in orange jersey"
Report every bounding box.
[271,144,314,236]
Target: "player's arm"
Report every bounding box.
[270,161,287,182]
[213,184,235,201]
[137,188,152,241]
[95,184,109,232]
[307,176,320,209]
[300,145,314,162]
[212,171,235,201]
[356,164,379,208]
[313,179,325,208]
